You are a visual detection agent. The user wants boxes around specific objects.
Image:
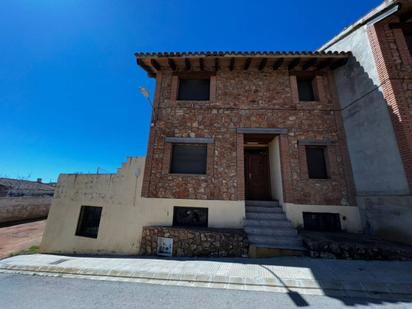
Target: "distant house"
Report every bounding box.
[0,178,54,224]
[41,0,412,257]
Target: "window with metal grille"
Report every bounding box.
[306,146,328,179]
[297,77,316,101]
[76,206,102,238]
[173,206,208,227]
[178,78,210,100]
[303,212,341,232]
[170,144,207,174]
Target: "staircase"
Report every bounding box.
[245,200,306,257]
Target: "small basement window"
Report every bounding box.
[76,206,102,238]
[170,143,207,175]
[297,76,316,101]
[173,206,208,227]
[303,212,341,232]
[306,146,328,179]
[178,78,210,101]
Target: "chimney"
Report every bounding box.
[37,178,42,183]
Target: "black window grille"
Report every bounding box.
[173,206,208,227]
[76,206,102,238]
[170,144,207,175]
[303,212,341,232]
[178,79,210,101]
[306,146,328,179]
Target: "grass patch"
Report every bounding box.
[10,245,40,257]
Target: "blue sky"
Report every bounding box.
[0,0,381,182]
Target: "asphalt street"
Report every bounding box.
[0,273,411,309]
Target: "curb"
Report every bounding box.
[1,264,412,299]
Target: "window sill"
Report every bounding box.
[168,173,208,177]
[75,234,98,239]
[297,100,321,104]
[176,100,210,104]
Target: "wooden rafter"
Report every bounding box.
[329,58,348,70]
[184,58,191,71]
[168,58,176,71]
[288,58,300,70]
[272,58,284,70]
[215,58,219,71]
[258,58,267,71]
[229,57,235,71]
[150,59,161,71]
[199,58,204,71]
[302,58,317,71]
[316,58,333,70]
[136,58,155,76]
[244,58,252,70]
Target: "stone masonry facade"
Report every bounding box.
[139,226,249,257]
[141,64,356,206]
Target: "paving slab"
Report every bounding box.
[1,254,412,299]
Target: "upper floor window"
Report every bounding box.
[178,78,210,101]
[170,143,207,174]
[306,146,328,179]
[297,76,316,101]
[402,24,412,56]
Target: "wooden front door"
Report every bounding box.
[244,148,271,200]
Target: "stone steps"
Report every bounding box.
[245,218,293,228]
[245,206,283,213]
[245,212,286,220]
[244,200,306,255]
[245,226,298,237]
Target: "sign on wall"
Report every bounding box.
[157,237,173,257]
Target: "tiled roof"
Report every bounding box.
[0,178,55,197]
[135,51,351,77]
[135,51,351,57]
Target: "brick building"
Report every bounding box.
[321,0,412,244]
[40,0,412,257]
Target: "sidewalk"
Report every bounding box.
[1,254,412,300]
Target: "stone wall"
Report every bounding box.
[0,196,51,224]
[139,226,248,257]
[142,67,355,206]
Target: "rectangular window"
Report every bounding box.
[170,143,207,175]
[173,206,208,227]
[303,212,341,232]
[306,146,328,179]
[178,78,210,101]
[297,77,316,101]
[76,206,102,238]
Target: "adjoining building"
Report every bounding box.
[320,0,412,244]
[40,0,412,257]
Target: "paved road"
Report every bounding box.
[0,220,45,258]
[0,273,411,309]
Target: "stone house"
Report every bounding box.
[41,0,412,257]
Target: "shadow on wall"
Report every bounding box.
[334,56,412,245]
